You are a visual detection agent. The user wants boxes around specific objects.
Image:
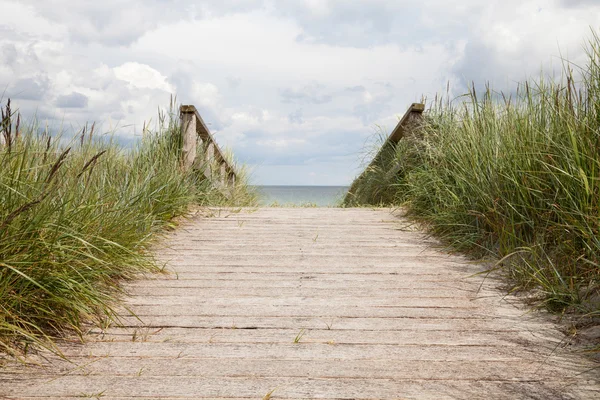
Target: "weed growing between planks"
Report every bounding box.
[345,31,600,315]
[0,100,257,357]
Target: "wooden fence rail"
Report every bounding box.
[344,103,425,203]
[180,105,236,186]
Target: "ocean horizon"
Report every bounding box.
[253,185,349,207]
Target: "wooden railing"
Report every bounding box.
[179,105,236,186]
[345,103,425,202]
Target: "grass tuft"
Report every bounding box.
[293,328,307,343]
[0,100,256,356]
[345,30,600,315]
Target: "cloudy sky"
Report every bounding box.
[1,0,599,185]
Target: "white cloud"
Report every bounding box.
[190,82,221,107]
[256,138,307,148]
[0,1,67,39]
[1,0,599,184]
[301,0,332,17]
[113,62,173,92]
[14,0,198,45]
[426,0,600,91]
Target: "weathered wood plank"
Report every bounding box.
[0,208,597,399]
[77,327,559,346]
[107,315,562,332]
[127,271,488,285]
[21,341,549,361]
[120,289,483,302]
[3,358,589,381]
[123,279,485,291]
[3,376,596,399]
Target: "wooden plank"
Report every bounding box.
[77,327,556,346]
[146,266,474,275]
[126,272,488,285]
[120,289,484,302]
[116,305,480,319]
[0,208,596,399]
[122,277,485,289]
[387,102,425,143]
[28,341,549,361]
[107,315,560,332]
[3,376,596,399]
[4,359,586,381]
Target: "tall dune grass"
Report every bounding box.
[346,32,600,312]
[0,102,256,356]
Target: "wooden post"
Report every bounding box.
[220,162,226,186]
[179,104,237,189]
[204,142,214,179]
[180,106,197,171]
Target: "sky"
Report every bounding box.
[1,0,599,185]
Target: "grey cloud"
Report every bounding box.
[276,0,426,47]
[238,130,263,140]
[236,128,364,166]
[56,92,88,108]
[288,109,304,124]
[111,112,126,120]
[450,41,493,91]
[20,0,430,48]
[22,0,265,46]
[1,24,205,132]
[19,0,430,48]
[280,83,333,104]
[447,3,594,97]
[354,102,391,126]
[9,77,50,101]
[351,83,395,125]
[197,0,265,16]
[0,41,42,79]
[449,40,535,95]
[559,0,600,8]
[227,76,242,89]
[168,67,225,131]
[374,82,394,89]
[345,85,366,92]
[168,68,191,95]
[0,44,18,66]
[15,1,181,46]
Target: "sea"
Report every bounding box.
[254,186,349,207]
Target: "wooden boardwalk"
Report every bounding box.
[1,208,598,399]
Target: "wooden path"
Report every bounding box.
[1,208,598,399]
